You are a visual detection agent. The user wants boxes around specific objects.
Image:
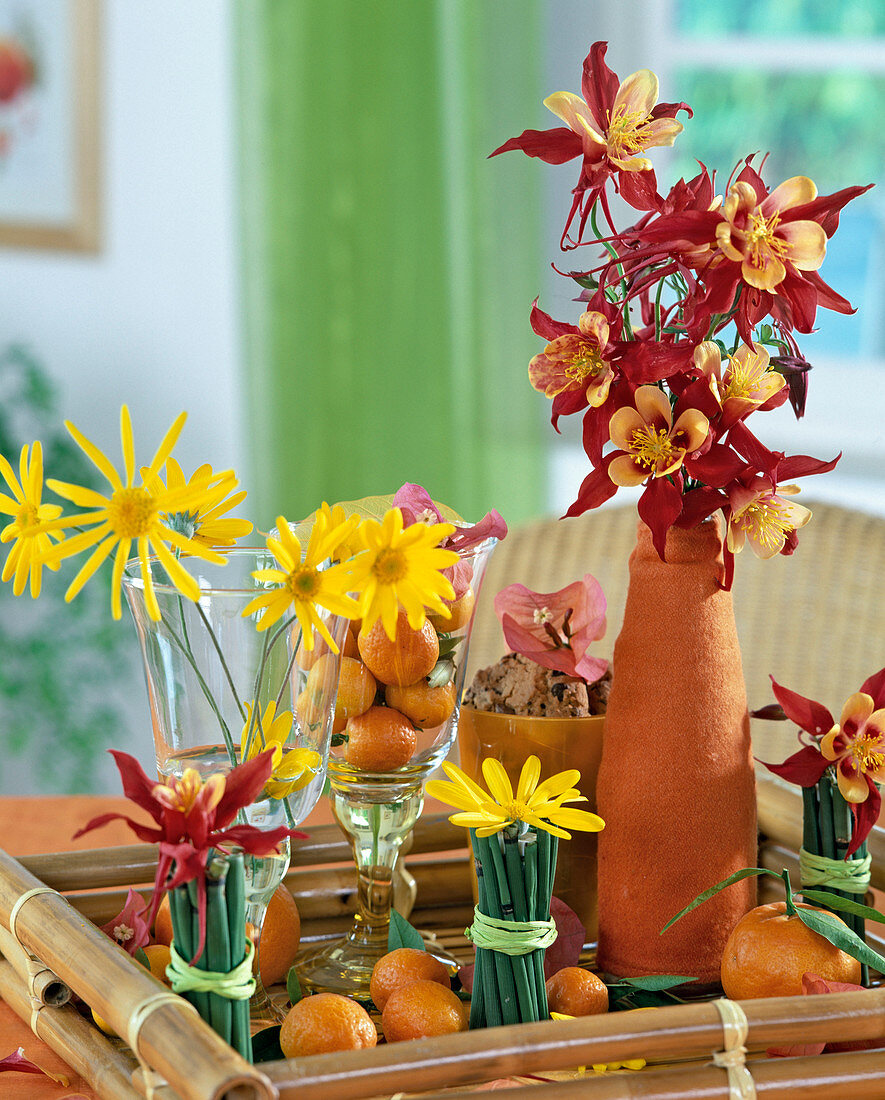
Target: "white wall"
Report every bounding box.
[0,0,244,481]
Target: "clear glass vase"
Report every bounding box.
[123,548,347,1024]
[298,535,498,997]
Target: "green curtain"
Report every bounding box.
[236,0,546,529]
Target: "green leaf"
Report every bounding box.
[800,889,885,925]
[609,988,691,1010]
[134,947,150,968]
[428,658,455,689]
[608,974,697,992]
[250,1025,284,1063]
[795,907,885,973]
[660,868,778,933]
[388,909,425,952]
[286,965,303,1006]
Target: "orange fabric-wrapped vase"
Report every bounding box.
[595,518,757,983]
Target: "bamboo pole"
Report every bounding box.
[0,847,275,1100]
[391,1048,885,1100]
[0,923,71,1006]
[0,958,144,1100]
[262,991,885,1100]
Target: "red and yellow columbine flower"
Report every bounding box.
[716,176,826,292]
[544,65,683,177]
[240,700,322,800]
[426,756,604,840]
[529,310,615,409]
[243,508,360,650]
[821,694,885,805]
[726,483,810,559]
[694,341,787,428]
[607,385,709,486]
[0,441,64,597]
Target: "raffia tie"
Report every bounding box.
[800,847,872,894]
[128,990,201,1099]
[6,886,71,1012]
[711,998,756,1100]
[465,906,558,956]
[166,939,256,999]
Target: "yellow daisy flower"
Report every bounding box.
[426,755,605,839]
[240,700,322,799]
[242,508,360,650]
[143,458,253,548]
[0,441,64,597]
[39,406,231,620]
[344,507,459,640]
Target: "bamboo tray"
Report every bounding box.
[2,775,885,1099]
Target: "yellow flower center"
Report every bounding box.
[14,501,39,531]
[501,798,532,823]
[629,425,675,469]
[107,486,158,539]
[721,356,769,402]
[564,342,604,383]
[607,105,649,156]
[850,733,884,775]
[288,565,322,601]
[746,209,787,272]
[734,498,793,551]
[372,547,408,584]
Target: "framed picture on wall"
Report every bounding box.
[0,0,100,251]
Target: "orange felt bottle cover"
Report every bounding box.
[595,518,757,983]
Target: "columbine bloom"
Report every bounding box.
[607,385,709,486]
[694,341,787,428]
[144,458,253,548]
[716,176,826,292]
[529,310,615,410]
[0,441,64,597]
[726,483,810,559]
[426,756,604,840]
[494,575,608,683]
[820,693,885,806]
[240,699,322,800]
[761,667,885,855]
[38,407,230,619]
[343,507,458,640]
[75,749,304,961]
[243,508,360,649]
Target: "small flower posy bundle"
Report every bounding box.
[493,41,871,586]
[427,756,604,1027]
[757,667,885,965]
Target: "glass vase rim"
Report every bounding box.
[121,545,289,596]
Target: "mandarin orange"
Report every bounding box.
[384,678,455,729]
[428,587,475,633]
[344,706,417,772]
[545,967,608,1016]
[258,883,301,987]
[721,901,861,999]
[358,611,439,686]
[369,947,451,1011]
[279,993,377,1057]
[381,978,468,1042]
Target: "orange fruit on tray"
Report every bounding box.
[369,947,451,1011]
[153,893,173,947]
[344,705,417,772]
[385,678,456,729]
[358,611,439,686]
[141,944,172,985]
[381,978,469,1042]
[721,901,862,999]
[545,967,609,1016]
[280,992,377,1057]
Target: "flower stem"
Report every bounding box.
[195,601,248,723]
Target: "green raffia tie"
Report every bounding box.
[167,940,257,1000]
[465,906,558,956]
[800,846,872,895]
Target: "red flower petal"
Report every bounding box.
[860,666,885,709]
[489,127,583,165]
[769,677,834,737]
[759,744,830,787]
[638,475,684,562]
